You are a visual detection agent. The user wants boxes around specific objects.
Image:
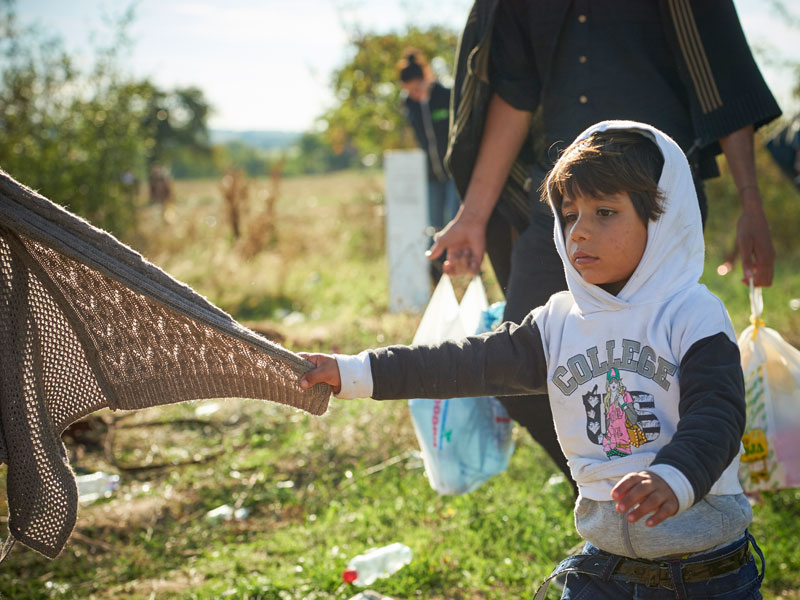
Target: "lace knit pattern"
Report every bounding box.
[0,169,330,559]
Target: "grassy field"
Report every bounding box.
[2,157,800,599]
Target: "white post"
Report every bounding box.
[383,149,431,313]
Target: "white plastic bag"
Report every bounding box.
[408,275,514,495]
[737,282,800,492]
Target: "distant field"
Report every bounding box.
[2,160,799,599]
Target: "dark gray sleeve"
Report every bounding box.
[650,332,746,503]
[369,312,548,400]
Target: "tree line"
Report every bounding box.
[0,1,458,235]
[2,0,796,239]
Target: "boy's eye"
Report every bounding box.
[562,213,577,223]
[597,208,615,217]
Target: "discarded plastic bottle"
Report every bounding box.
[342,543,412,586]
[205,504,249,522]
[75,472,120,503]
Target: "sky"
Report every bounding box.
[15,0,800,133]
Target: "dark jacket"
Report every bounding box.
[446,0,781,232]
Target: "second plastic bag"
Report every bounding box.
[737,282,800,492]
[408,276,514,496]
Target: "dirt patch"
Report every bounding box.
[107,568,206,597]
[79,493,177,533]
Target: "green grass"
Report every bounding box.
[2,158,800,599]
[2,400,580,599]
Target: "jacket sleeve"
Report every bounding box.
[368,312,549,400]
[489,0,541,112]
[663,0,781,149]
[650,332,746,503]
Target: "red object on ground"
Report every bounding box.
[342,569,358,584]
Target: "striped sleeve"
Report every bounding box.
[663,0,781,146]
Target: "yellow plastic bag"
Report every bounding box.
[737,282,800,492]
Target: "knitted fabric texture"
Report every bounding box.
[0,169,331,559]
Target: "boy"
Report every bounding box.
[300,121,764,598]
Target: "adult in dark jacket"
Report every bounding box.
[398,50,460,236]
[429,0,781,489]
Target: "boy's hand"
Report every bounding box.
[611,471,678,527]
[298,353,341,394]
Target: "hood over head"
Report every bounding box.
[546,120,704,314]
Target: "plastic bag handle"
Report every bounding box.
[748,278,765,340]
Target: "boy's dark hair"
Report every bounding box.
[544,130,666,225]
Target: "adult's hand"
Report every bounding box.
[719,125,775,287]
[737,194,774,287]
[426,209,487,275]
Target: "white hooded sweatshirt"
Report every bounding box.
[537,121,744,507]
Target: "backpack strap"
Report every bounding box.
[445,0,533,232]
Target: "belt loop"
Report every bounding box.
[600,554,622,582]
[532,554,589,600]
[746,529,766,583]
[667,559,688,600]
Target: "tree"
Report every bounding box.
[141,84,213,170]
[0,1,212,235]
[319,26,458,166]
[283,131,358,175]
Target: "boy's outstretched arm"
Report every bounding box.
[298,353,341,394]
[611,471,679,527]
[297,311,550,401]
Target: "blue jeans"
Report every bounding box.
[560,532,764,600]
[427,179,459,231]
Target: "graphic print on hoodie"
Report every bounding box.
[555,339,665,458]
[581,367,659,458]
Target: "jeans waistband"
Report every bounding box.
[608,538,752,587]
[533,530,765,600]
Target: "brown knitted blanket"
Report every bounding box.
[0,169,331,560]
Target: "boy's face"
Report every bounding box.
[560,190,648,296]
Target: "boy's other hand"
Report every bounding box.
[611,471,678,527]
[298,353,341,394]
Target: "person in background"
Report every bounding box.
[148,164,174,221]
[398,49,460,280]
